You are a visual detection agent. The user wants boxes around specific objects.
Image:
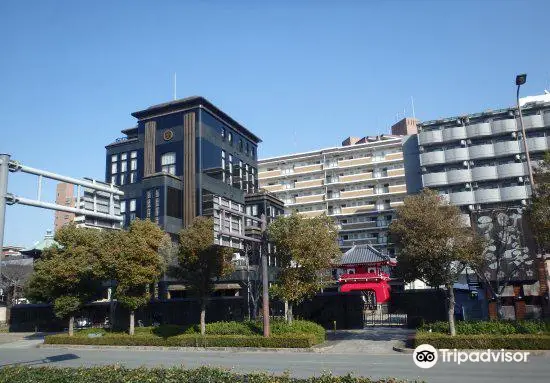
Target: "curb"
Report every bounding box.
[38,344,315,353]
[392,346,414,354]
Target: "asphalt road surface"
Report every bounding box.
[1,344,549,383]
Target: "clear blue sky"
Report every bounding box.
[1,0,549,247]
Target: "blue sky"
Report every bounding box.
[1,0,549,247]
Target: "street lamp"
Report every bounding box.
[516,73,536,188]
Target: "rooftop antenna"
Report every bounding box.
[173,73,177,100]
[411,96,416,119]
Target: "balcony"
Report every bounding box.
[384,152,404,161]
[544,112,550,127]
[298,209,326,218]
[445,147,469,163]
[294,178,324,189]
[340,221,378,230]
[423,172,447,187]
[446,168,472,184]
[338,157,372,168]
[339,173,373,183]
[262,184,284,192]
[469,144,494,159]
[387,168,405,177]
[389,184,407,194]
[420,150,445,166]
[491,119,517,134]
[294,194,325,204]
[341,205,375,215]
[258,169,281,179]
[526,136,548,152]
[442,126,467,142]
[467,122,492,138]
[496,162,527,179]
[471,166,498,181]
[449,191,475,205]
[389,201,404,208]
[520,115,545,130]
[494,140,521,156]
[500,185,531,201]
[340,189,374,199]
[474,188,501,204]
[418,129,443,145]
[294,164,323,174]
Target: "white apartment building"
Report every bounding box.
[258,121,421,255]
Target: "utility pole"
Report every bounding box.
[516,74,536,188]
[0,154,10,293]
[261,214,270,337]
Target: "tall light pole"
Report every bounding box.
[516,74,536,188]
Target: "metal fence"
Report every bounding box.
[364,311,407,326]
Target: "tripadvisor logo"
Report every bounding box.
[413,344,530,369]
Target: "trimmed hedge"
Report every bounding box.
[45,333,319,348]
[0,366,411,383]
[419,320,550,335]
[415,332,550,350]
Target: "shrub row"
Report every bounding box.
[419,320,550,335]
[415,332,550,350]
[45,333,319,348]
[0,366,410,383]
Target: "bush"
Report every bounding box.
[415,332,550,350]
[419,320,550,335]
[0,366,410,383]
[45,333,320,348]
[183,321,258,336]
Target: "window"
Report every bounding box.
[130,158,137,171]
[111,175,116,184]
[167,187,182,219]
[246,142,249,156]
[252,205,258,216]
[221,150,226,182]
[228,154,233,185]
[239,139,243,152]
[228,132,233,145]
[221,127,226,140]
[130,151,137,158]
[120,201,126,213]
[121,160,127,172]
[129,199,136,212]
[130,171,137,183]
[120,173,126,185]
[251,147,256,159]
[111,162,117,174]
[161,152,176,175]
[121,153,127,161]
[239,160,243,189]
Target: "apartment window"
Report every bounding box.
[239,160,243,189]
[111,175,116,185]
[120,173,126,185]
[130,151,137,158]
[228,132,233,145]
[161,152,176,175]
[121,153,127,161]
[130,199,136,212]
[121,159,127,172]
[252,205,258,216]
[221,127,226,140]
[120,201,126,214]
[130,171,137,183]
[239,139,243,152]
[130,158,137,171]
[167,187,182,219]
[111,162,117,174]
[221,150,226,182]
[111,154,118,163]
[228,154,233,185]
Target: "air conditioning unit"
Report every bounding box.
[468,205,475,211]
[521,199,527,206]
[466,139,472,145]
[465,183,471,188]
[518,177,524,182]
[463,161,469,167]
[515,154,521,161]
[460,140,467,146]
[511,132,517,138]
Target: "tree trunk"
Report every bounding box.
[200,299,206,335]
[129,310,135,336]
[286,301,294,325]
[446,284,456,336]
[68,316,74,337]
[496,296,504,320]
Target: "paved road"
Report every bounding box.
[0,332,548,382]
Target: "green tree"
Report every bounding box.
[25,224,103,336]
[527,152,550,252]
[389,189,485,336]
[97,219,165,335]
[268,213,340,324]
[171,217,234,335]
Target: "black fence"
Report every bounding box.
[294,291,365,329]
[389,289,447,327]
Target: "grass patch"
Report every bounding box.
[44,320,326,348]
[0,366,414,383]
[415,332,550,350]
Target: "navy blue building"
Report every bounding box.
[105,96,261,248]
